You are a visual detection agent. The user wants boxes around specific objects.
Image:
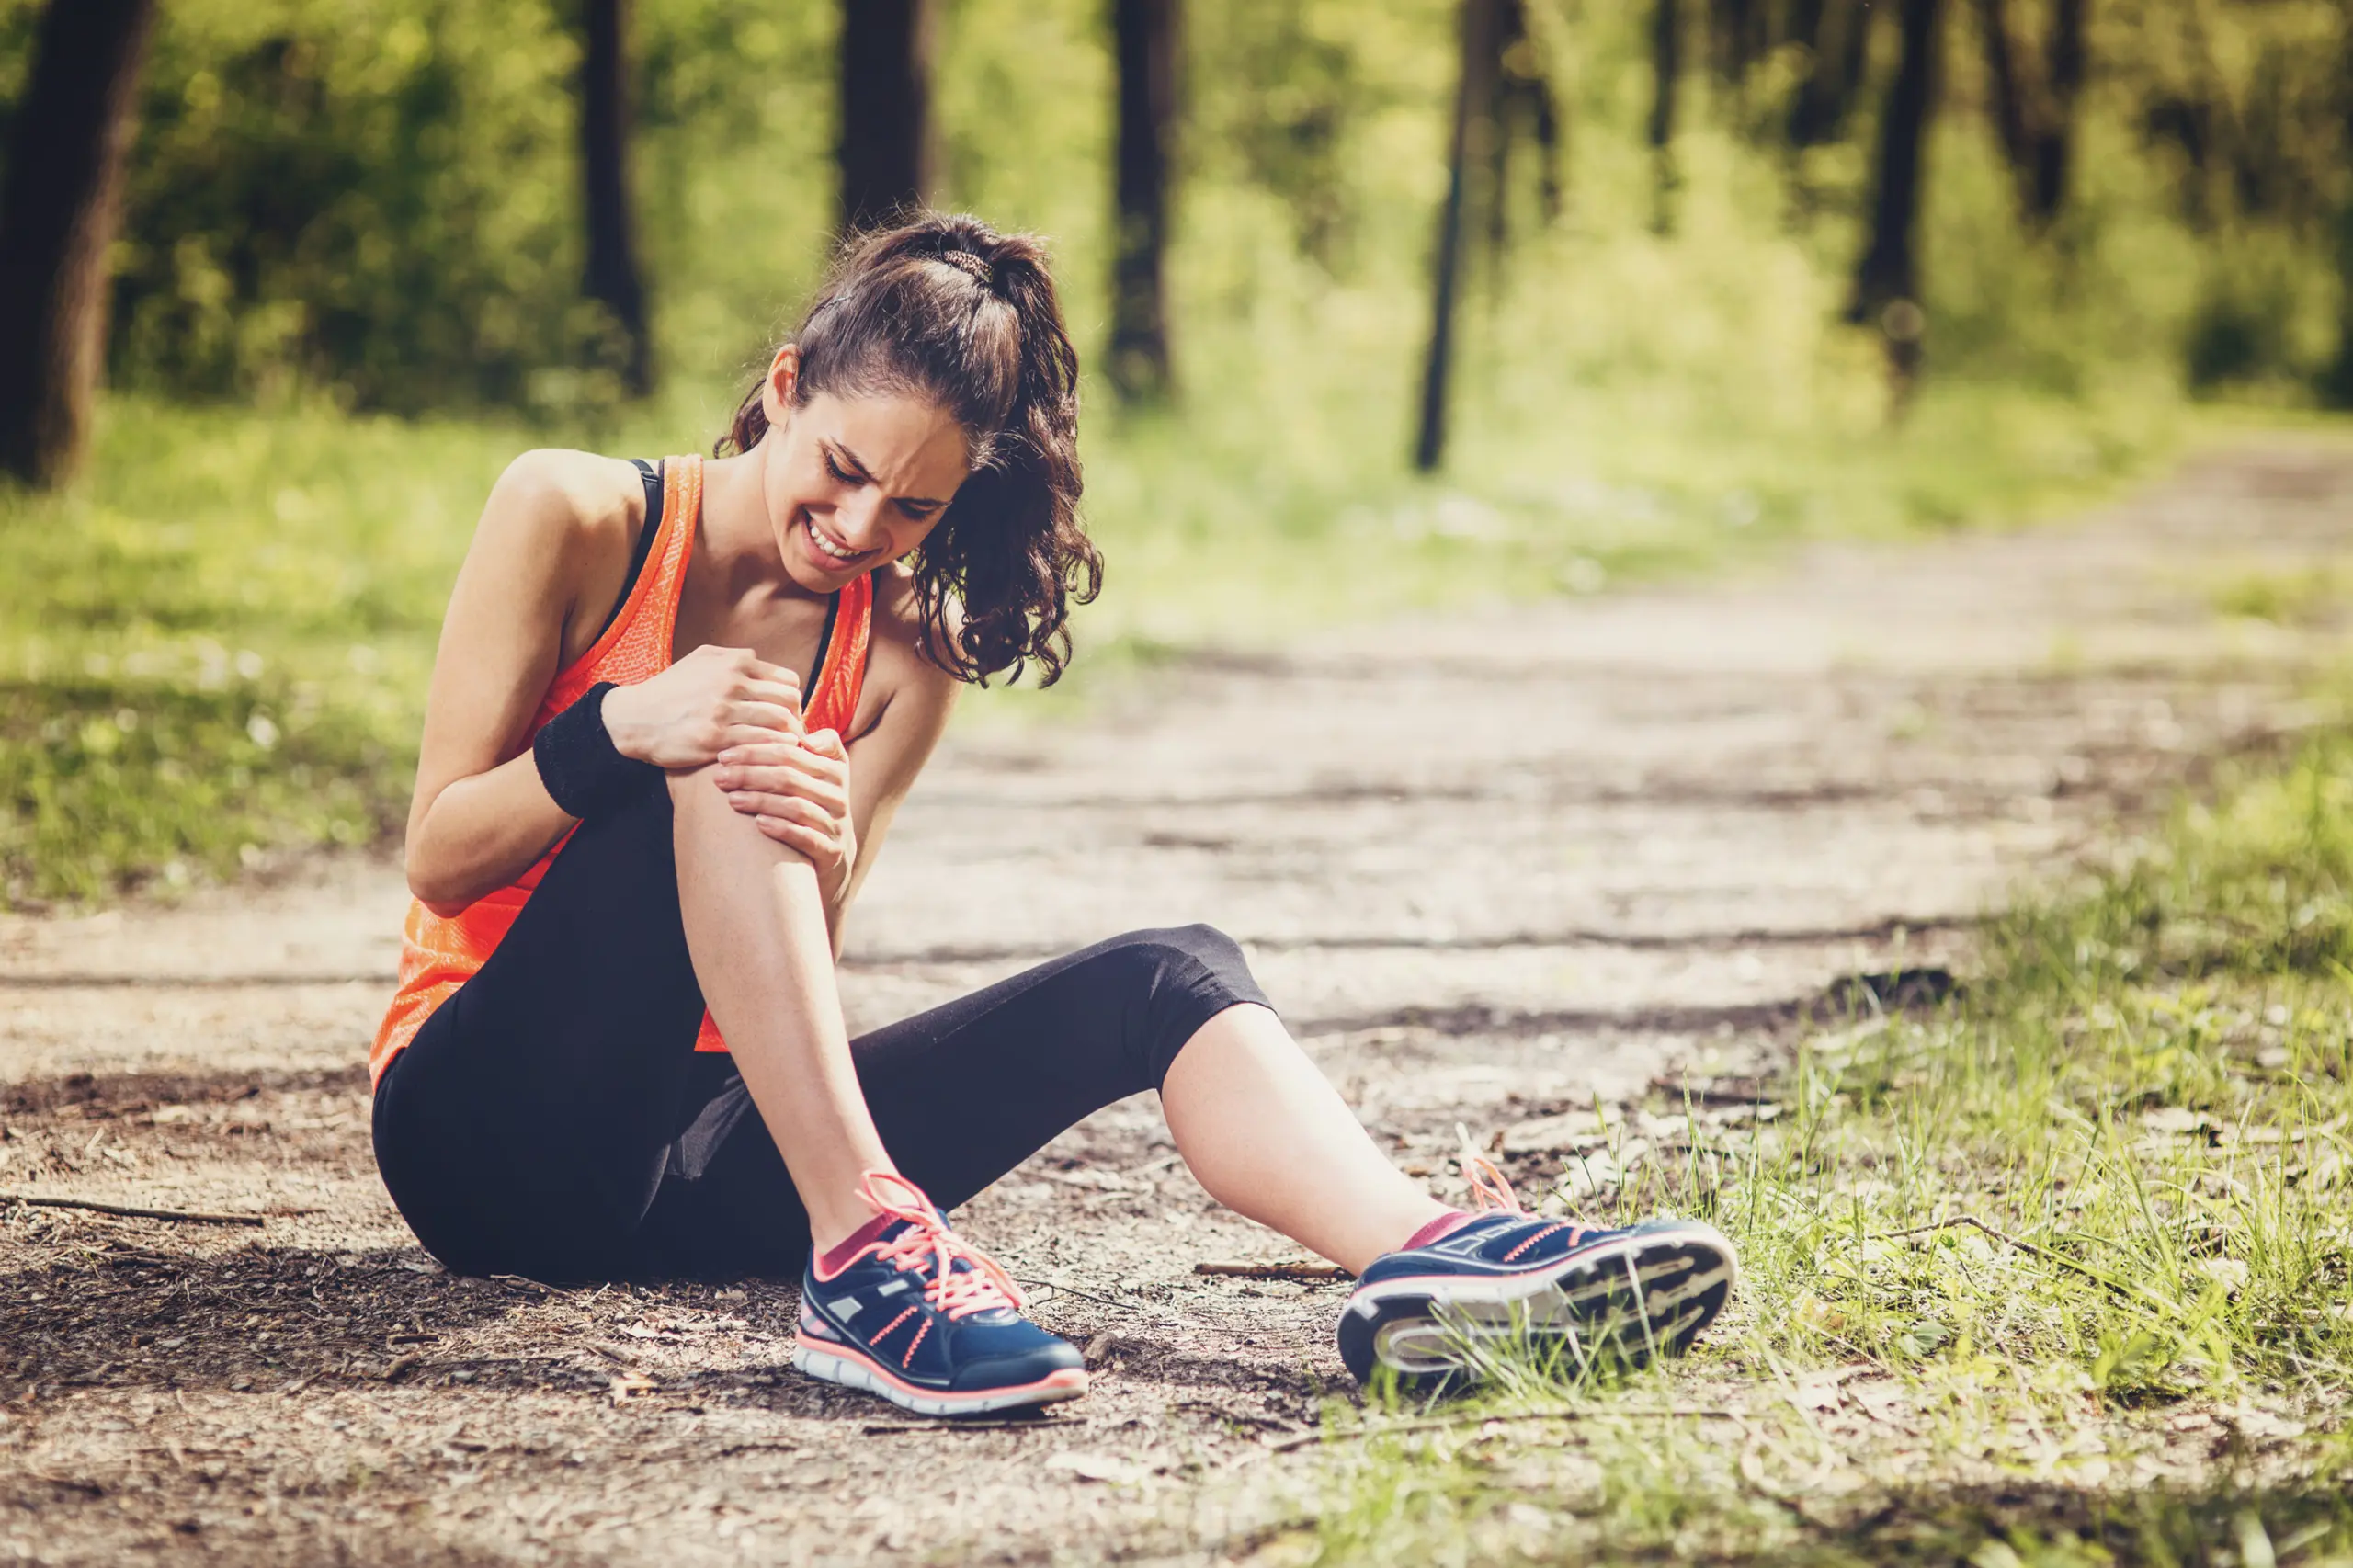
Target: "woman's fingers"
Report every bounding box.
[723,790,839,826]
[711,744,842,787]
[730,700,805,734]
[718,777,849,817]
[742,677,804,713]
[752,814,833,862]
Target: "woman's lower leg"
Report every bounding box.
[1160,1004,1450,1275]
[668,766,892,1252]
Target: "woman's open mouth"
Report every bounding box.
[802,512,877,567]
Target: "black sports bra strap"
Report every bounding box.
[596,459,666,643]
[808,586,842,694]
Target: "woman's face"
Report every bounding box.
[756,347,971,594]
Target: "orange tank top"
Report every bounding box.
[369,453,874,1086]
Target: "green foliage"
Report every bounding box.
[0,0,2343,414]
[91,0,637,417]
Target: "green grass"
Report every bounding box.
[0,376,2188,907]
[1242,734,2353,1567]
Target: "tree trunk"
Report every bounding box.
[1849,0,1943,389]
[839,0,934,234]
[1493,0,1563,234]
[1974,0,2086,226]
[2028,0,2086,222]
[581,0,651,395]
[1973,0,2032,190]
[1415,0,1503,472]
[2325,24,2353,408]
[1790,0,1869,148]
[1109,0,1177,403]
[1648,0,1681,232]
[0,0,156,488]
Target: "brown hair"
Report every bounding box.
[718,212,1100,687]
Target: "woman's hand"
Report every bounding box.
[712,729,858,904]
[601,644,803,769]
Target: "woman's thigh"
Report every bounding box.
[371,786,712,1278]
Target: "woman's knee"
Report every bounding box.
[1085,925,1273,1088]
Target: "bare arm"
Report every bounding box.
[403,451,623,915]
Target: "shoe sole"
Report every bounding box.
[790,1338,1089,1418]
[1336,1221,1739,1388]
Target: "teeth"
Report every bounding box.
[805,516,864,562]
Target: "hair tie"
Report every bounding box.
[939,249,993,286]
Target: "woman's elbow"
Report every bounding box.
[404,846,475,918]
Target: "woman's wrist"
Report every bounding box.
[533,681,664,818]
[597,682,654,764]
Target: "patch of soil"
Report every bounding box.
[3,445,2349,1564]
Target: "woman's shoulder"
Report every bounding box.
[478,448,648,556]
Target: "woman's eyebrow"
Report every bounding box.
[829,440,944,508]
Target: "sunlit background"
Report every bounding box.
[1,0,2348,903]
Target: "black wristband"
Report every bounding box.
[533,681,664,819]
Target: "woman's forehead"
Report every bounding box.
[804,390,970,493]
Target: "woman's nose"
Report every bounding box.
[837,493,892,551]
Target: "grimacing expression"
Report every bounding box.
[757,351,972,594]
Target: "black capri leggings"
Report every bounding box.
[370,786,1271,1283]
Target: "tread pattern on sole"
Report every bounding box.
[1336,1224,1739,1389]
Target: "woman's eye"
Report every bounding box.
[824,453,858,484]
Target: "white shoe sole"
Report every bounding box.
[790,1341,1088,1418]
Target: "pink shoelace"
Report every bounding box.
[1457,1123,1527,1213]
[857,1170,1028,1321]
[1457,1126,1588,1258]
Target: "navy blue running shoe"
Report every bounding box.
[793,1172,1087,1417]
[1336,1151,1737,1390]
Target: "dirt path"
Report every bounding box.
[2,443,2348,1565]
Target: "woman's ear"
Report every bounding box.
[758,345,801,430]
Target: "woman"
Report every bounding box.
[370,213,1736,1417]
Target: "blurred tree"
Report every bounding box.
[1972,0,2086,226]
[1109,0,1176,402]
[1850,0,1943,394]
[0,0,156,487]
[1789,0,1871,148]
[582,0,651,394]
[1192,0,1360,268]
[1486,0,1563,256]
[1649,0,1681,232]
[2325,8,2353,407]
[840,0,934,233]
[1708,0,1769,88]
[1416,0,1505,472]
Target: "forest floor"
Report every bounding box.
[1,440,2349,1566]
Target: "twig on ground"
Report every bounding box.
[1265,1405,1740,1454]
[1013,1276,1174,1318]
[1873,1215,2182,1311]
[1195,1262,1352,1281]
[1173,1399,1302,1434]
[1,1192,266,1226]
